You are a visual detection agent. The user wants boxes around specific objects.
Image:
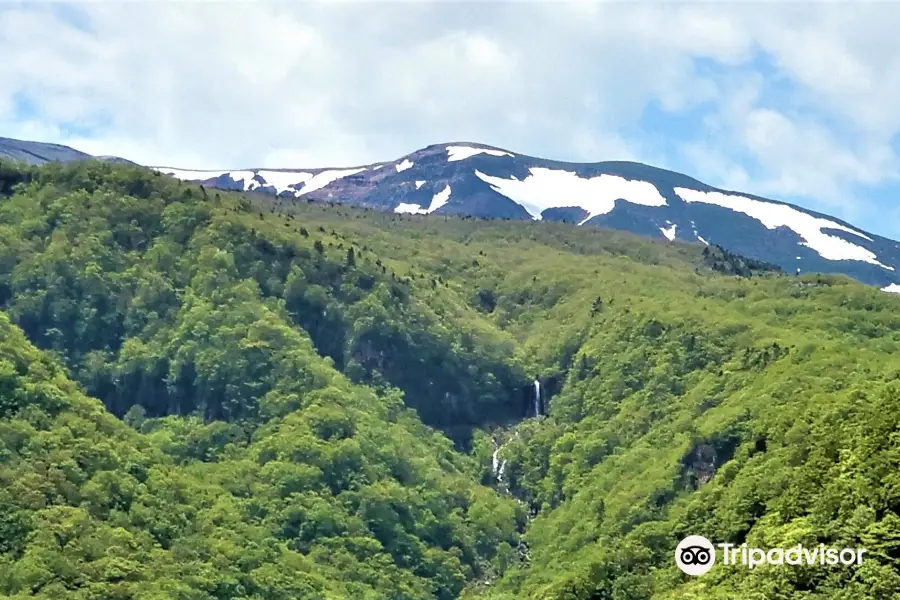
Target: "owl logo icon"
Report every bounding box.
[675,535,716,576]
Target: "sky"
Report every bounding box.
[2,1,900,239]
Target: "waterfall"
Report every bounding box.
[533,379,541,417]
[492,446,507,482]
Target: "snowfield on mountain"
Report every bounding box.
[2,135,899,289]
[150,141,900,289]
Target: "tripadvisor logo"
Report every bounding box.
[675,535,716,576]
[675,536,866,576]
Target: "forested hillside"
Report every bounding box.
[1,160,899,599]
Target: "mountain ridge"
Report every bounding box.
[3,158,900,599]
[3,135,898,291]
[150,140,900,290]
[0,135,93,165]
[0,135,130,166]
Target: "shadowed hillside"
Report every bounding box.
[1,160,899,599]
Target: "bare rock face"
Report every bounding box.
[686,443,719,486]
[680,433,744,491]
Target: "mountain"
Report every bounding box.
[2,158,900,599]
[0,136,93,164]
[95,154,141,166]
[152,142,900,291]
[4,135,899,291]
[0,136,133,166]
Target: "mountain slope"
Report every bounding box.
[2,160,900,599]
[0,161,525,600]
[153,142,900,290]
[3,135,898,291]
[0,136,93,165]
[0,136,134,166]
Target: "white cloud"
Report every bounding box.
[2,2,900,237]
[569,131,641,164]
[746,4,900,135]
[674,57,899,224]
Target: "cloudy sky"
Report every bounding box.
[3,1,900,238]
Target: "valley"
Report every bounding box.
[1,159,899,599]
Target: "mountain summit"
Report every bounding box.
[152,141,900,290]
[0,136,93,165]
[2,135,897,290]
[0,136,135,166]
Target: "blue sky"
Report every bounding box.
[2,1,900,239]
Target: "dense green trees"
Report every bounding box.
[0,161,528,445]
[0,291,523,599]
[1,160,900,598]
[0,161,524,599]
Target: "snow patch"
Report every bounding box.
[254,171,313,195]
[474,168,667,223]
[293,168,366,196]
[225,171,259,190]
[882,284,900,294]
[395,159,414,173]
[674,188,893,270]
[394,203,427,214]
[428,184,451,213]
[156,167,227,181]
[157,167,365,197]
[372,164,384,170]
[394,184,451,214]
[697,235,710,246]
[660,223,677,241]
[446,145,515,162]
[415,180,425,189]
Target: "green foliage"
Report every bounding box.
[2,160,900,599]
[0,162,522,599]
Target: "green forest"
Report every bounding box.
[0,159,899,599]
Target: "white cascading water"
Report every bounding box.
[491,445,507,482]
[533,379,541,417]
